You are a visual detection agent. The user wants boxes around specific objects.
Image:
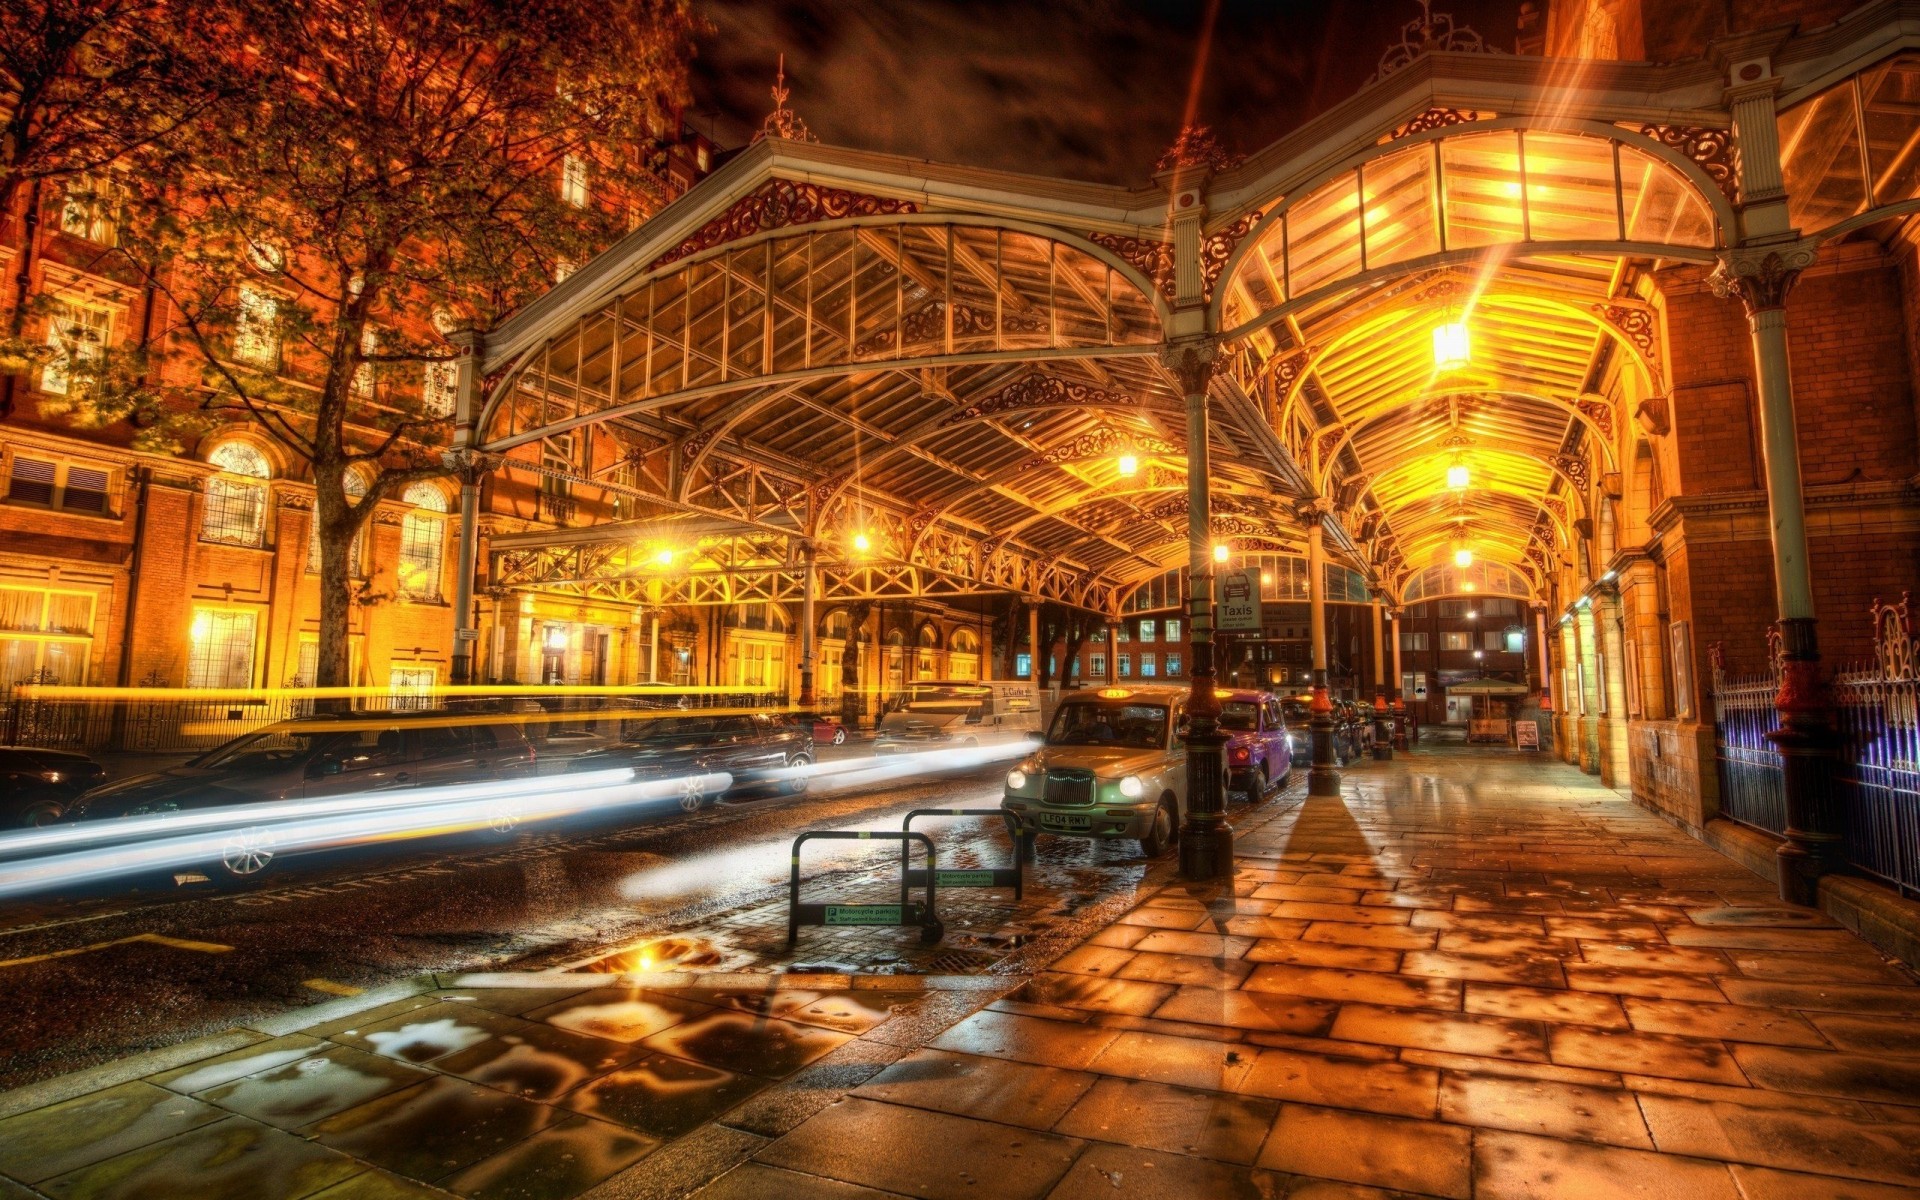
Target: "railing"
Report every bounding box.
[3,683,784,758]
[1710,663,1788,836]
[1710,596,1920,899]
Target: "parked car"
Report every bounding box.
[1,746,108,828]
[1332,700,1370,762]
[793,712,848,746]
[63,711,539,879]
[1001,685,1189,857]
[1215,690,1292,802]
[1281,697,1313,760]
[566,712,813,807]
[874,680,1040,754]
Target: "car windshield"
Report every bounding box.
[1218,701,1259,732]
[192,727,322,771]
[1046,702,1169,749]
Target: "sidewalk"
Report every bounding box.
[3,744,1919,1198]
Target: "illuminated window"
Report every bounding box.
[561,154,590,207]
[396,484,448,601]
[1505,629,1526,653]
[1118,654,1132,678]
[0,586,95,685]
[1443,631,1470,651]
[1015,652,1031,677]
[1139,653,1157,677]
[351,325,380,399]
[1401,632,1428,651]
[202,442,271,547]
[390,665,436,710]
[1090,652,1106,676]
[187,607,257,688]
[41,300,111,396]
[232,286,282,370]
[59,174,119,244]
[1138,620,1156,643]
[1165,619,1181,642]
[1166,653,1182,677]
[423,358,459,417]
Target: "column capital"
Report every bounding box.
[440,447,501,484]
[1710,240,1819,314]
[1294,498,1333,524]
[1159,336,1223,397]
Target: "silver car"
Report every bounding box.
[1000,686,1189,856]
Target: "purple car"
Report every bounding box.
[1217,689,1292,803]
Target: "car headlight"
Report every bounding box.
[1118,774,1145,799]
[40,769,63,783]
[1006,769,1027,790]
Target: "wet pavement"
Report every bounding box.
[0,747,1039,1090]
[3,740,1918,1198]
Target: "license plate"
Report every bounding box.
[1037,812,1091,831]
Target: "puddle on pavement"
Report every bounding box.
[573,934,749,974]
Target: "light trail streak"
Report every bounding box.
[0,769,730,899]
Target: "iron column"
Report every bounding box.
[1167,339,1231,878]
[1371,597,1392,760]
[798,545,817,707]
[1714,242,1841,904]
[1306,514,1340,796]
[1390,607,1408,750]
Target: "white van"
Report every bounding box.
[872,679,1041,754]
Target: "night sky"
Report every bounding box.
[688,0,1525,187]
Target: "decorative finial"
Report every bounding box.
[1370,0,1504,84]
[1155,124,1243,175]
[752,54,817,145]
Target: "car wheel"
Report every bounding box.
[1139,796,1178,858]
[679,778,710,812]
[831,727,847,746]
[19,801,63,828]
[783,755,811,795]
[218,826,276,880]
[1246,765,1268,804]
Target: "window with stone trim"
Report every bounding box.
[187,606,257,689]
[41,300,112,396]
[59,174,120,244]
[6,454,110,515]
[232,286,282,370]
[396,483,448,601]
[202,442,271,547]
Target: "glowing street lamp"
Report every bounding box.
[1432,321,1471,370]
[1116,453,1139,478]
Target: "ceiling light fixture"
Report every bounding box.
[1116,453,1139,478]
[1432,321,1471,371]
[1453,547,1473,568]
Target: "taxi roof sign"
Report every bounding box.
[1096,687,1133,699]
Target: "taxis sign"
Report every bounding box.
[1216,569,1262,632]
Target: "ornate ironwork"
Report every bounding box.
[751,55,817,145]
[1369,0,1505,84]
[1575,396,1616,442]
[1591,302,1663,385]
[1087,230,1176,303]
[1388,107,1485,140]
[1156,125,1244,175]
[1314,424,1350,467]
[1549,453,1591,493]
[1201,210,1262,299]
[1711,242,1819,314]
[1016,424,1179,473]
[1638,124,1738,204]
[650,180,919,270]
[939,373,1138,426]
[853,300,1048,355]
[1267,346,1314,399]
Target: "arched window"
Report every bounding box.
[396,483,448,601]
[202,441,271,547]
[915,623,939,679]
[308,470,368,576]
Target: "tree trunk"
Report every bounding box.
[311,456,358,694]
[1061,614,1090,687]
[994,598,1026,680]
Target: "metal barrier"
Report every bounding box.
[787,830,943,946]
[899,808,1028,899]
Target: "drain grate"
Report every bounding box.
[918,949,1001,974]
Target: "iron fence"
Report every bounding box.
[1710,596,1920,899]
[1709,662,1787,836]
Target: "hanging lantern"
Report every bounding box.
[1116,453,1139,478]
[1432,321,1471,370]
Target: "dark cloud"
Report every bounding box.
[688,0,1523,187]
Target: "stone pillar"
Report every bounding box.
[1713,240,1842,903]
[798,545,817,707]
[1166,338,1232,878]
[1304,512,1340,796]
[1027,603,1041,691]
[1371,597,1392,760]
